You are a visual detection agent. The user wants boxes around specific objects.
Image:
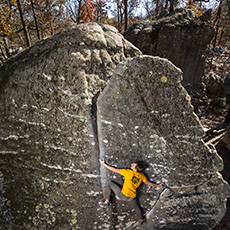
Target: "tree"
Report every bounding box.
[1,0,229,61]
[168,0,178,12]
[124,0,127,30]
[143,0,174,18]
[211,0,230,47]
[0,0,20,61]
[65,0,83,23]
[30,0,41,40]
[186,0,207,17]
[0,0,15,38]
[94,0,107,23]
[0,0,71,51]
[65,0,107,23]
[110,0,140,32]
[37,0,69,36]
[143,0,155,19]
[80,0,96,22]
[16,0,31,46]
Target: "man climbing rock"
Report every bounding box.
[99,159,164,224]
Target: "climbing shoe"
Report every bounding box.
[139,219,144,225]
[102,199,111,206]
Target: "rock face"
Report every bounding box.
[97,55,230,229]
[123,9,215,88]
[0,23,141,229]
[223,126,230,149]
[0,22,229,230]
[202,71,226,97]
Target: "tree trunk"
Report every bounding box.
[31,0,41,40]
[46,0,54,35]
[169,0,174,12]
[3,38,10,58]
[120,6,123,31]
[213,0,223,48]
[117,1,121,32]
[165,0,168,10]
[124,0,128,30]
[16,0,31,47]
[77,0,82,23]
[0,40,7,63]
[155,0,159,15]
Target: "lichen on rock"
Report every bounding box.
[123,8,215,88]
[97,55,230,229]
[0,23,141,229]
[0,21,229,230]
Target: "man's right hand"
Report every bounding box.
[99,158,105,165]
[159,183,167,188]
[99,159,121,174]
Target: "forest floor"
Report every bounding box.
[199,105,230,230]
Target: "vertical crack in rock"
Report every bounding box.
[89,86,116,229]
[89,89,104,174]
[94,88,109,193]
[89,85,109,188]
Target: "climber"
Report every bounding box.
[99,159,164,225]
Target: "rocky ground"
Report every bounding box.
[198,106,230,230]
[199,107,229,230]
[198,47,230,230]
[215,142,230,230]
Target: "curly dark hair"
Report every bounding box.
[134,161,145,172]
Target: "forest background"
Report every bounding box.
[0,0,229,65]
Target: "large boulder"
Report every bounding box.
[97,55,230,229]
[0,22,229,230]
[0,23,141,229]
[123,8,215,88]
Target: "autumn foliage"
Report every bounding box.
[79,0,106,22]
[0,0,230,64]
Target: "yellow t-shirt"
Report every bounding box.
[120,169,147,198]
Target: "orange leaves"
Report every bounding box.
[185,1,206,17]
[79,0,96,22]
[65,0,107,24]
[0,0,17,37]
[78,0,106,23]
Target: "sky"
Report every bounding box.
[135,0,220,17]
[107,0,220,19]
[181,0,220,8]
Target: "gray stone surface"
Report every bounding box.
[202,71,225,97]
[223,126,230,149]
[0,21,229,230]
[0,23,141,229]
[97,55,230,229]
[123,9,215,88]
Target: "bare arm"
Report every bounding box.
[144,180,163,188]
[99,159,120,174]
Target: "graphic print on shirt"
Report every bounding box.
[131,176,140,184]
